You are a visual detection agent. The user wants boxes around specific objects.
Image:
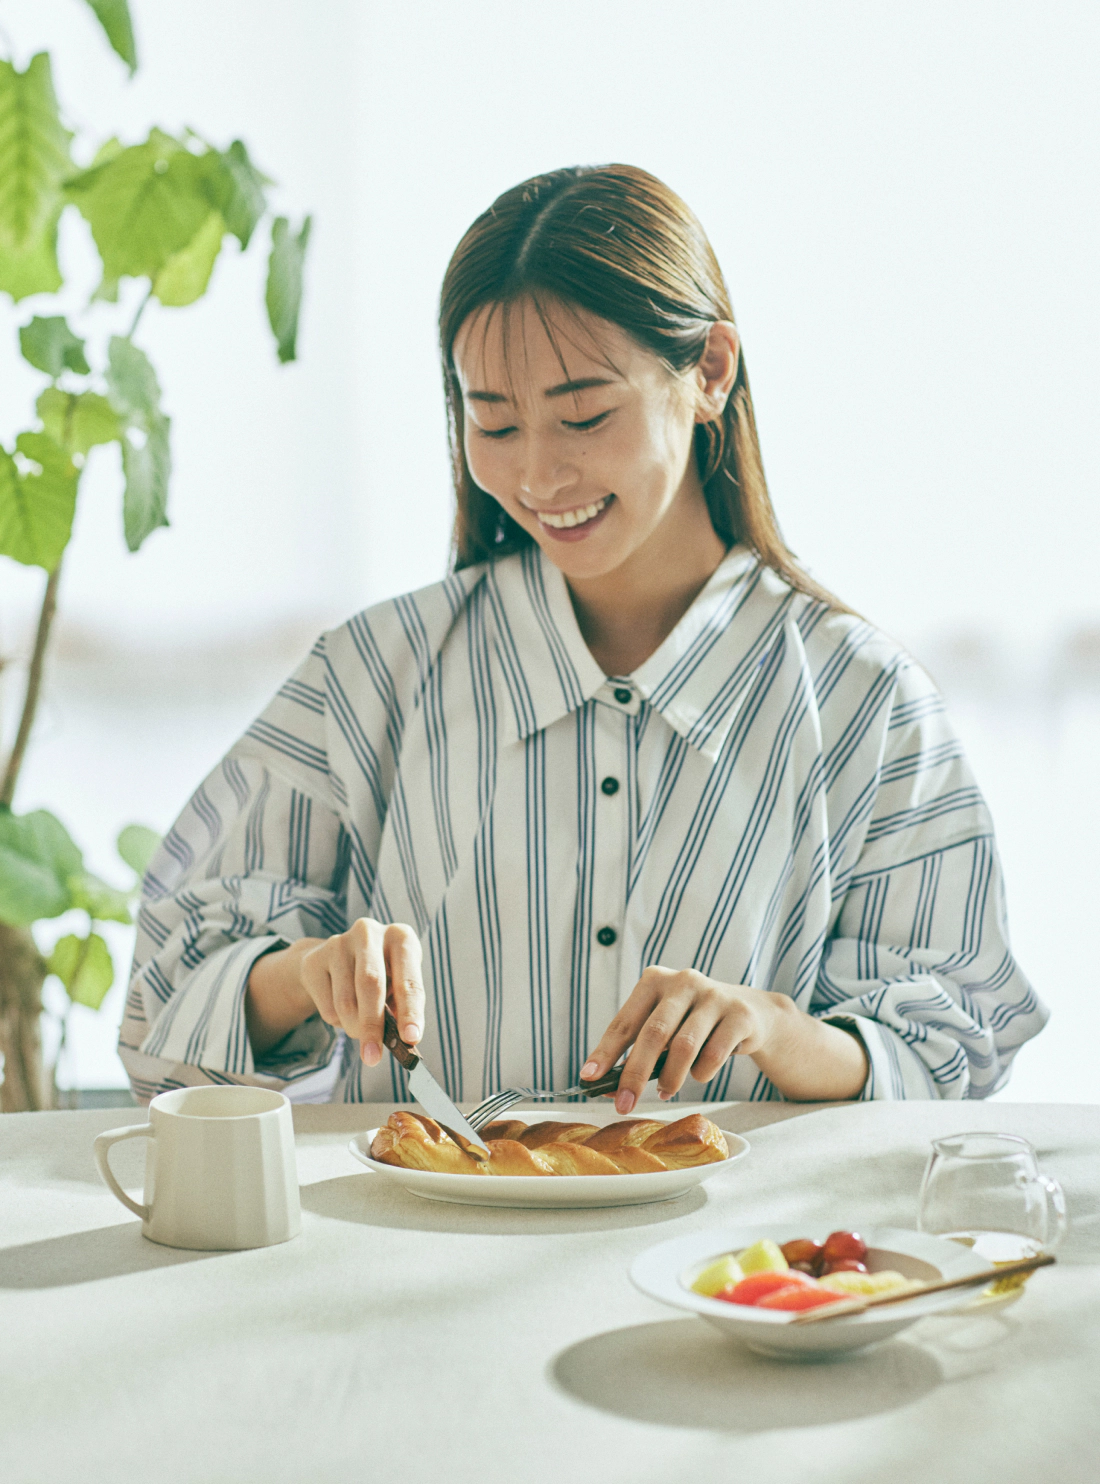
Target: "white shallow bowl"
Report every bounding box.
[347,1114,749,1209]
[631,1224,990,1359]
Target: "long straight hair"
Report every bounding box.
[439,164,845,609]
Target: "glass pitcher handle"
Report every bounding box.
[1038,1173,1068,1251]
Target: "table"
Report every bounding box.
[2,1100,1098,1484]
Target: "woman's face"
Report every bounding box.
[452,296,715,586]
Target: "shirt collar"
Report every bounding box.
[486,543,796,762]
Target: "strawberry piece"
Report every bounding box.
[757,1285,846,1311]
[718,1270,817,1306]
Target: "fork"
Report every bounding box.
[464,1050,669,1132]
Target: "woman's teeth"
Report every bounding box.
[536,495,610,529]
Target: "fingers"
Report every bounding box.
[584,967,755,1114]
[613,972,694,1113]
[579,971,666,1085]
[299,919,425,1069]
[383,923,425,1046]
[353,919,389,1065]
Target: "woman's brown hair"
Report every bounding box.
[439,163,843,608]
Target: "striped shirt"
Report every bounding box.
[120,544,1048,1105]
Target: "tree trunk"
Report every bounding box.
[0,922,48,1112]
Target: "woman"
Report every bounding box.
[121,164,1047,1110]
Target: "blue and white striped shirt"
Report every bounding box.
[121,544,1047,1105]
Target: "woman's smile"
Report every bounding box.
[526,492,614,539]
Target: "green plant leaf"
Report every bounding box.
[152,209,224,306]
[265,215,311,364]
[205,140,268,250]
[0,55,73,251]
[66,129,214,283]
[47,932,115,1009]
[68,871,132,924]
[0,432,79,570]
[117,823,161,876]
[0,808,83,925]
[106,336,171,551]
[0,204,63,302]
[19,316,91,378]
[37,388,122,456]
[82,0,138,75]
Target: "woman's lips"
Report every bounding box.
[533,494,615,543]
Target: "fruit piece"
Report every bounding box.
[790,1261,818,1275]
[721,1270,816,1306]
[780,1238,824,1269]
[757,1285,846,1311]
[822,1230,867,1265]
[819,1270,918,1297]
[736,1239,789,1274]
[822,1258,868,1275]
[690,1253,745,1297]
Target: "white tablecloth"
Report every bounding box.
[2,1100,1097,1484]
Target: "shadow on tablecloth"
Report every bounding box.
[299,1172,708,1234]
[550,1317,944,1430]
[0,1222,222,1288]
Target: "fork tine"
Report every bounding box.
[466,1088,528,1130]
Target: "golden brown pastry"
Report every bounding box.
[370,1111,730,1176]
[640,1113,729,1168]
[533,1142,623,1176]
[370,1111,487,1174]
[584,1119,666,1153]
[517,1120,601,1149]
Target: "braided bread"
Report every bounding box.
[370,1111,729,1175]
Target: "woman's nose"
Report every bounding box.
[519,438,577,504]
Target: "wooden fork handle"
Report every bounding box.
[578,1049,669,1098]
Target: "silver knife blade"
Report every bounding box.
[406,1060,489,1154]
[382,1008,488,1154]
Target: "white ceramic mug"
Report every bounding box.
[94,1085,301,1250]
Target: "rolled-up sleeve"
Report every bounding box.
[119,640,350,1103]
[811,665,1048,1100]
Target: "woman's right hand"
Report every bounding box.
[245,918,425,1064]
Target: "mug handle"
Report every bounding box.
[94,1123,153,1221]
[1038,1173,1068,1251]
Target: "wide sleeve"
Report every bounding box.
[811,661,1048,1100]
[118,638,351,1104]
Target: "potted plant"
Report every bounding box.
[0,0,310,1109]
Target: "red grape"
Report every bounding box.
[822,1258,868,1275]
[822,1230,867,1264]
[780,1238,824,1268]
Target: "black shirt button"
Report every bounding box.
[613,687,633,705]
[600,776,620,796]
[596,926,618,947]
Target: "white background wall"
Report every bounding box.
[1,0,1098,1100]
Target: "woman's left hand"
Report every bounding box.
[580,965,782,1114]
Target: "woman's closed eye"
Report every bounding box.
[562,410,612,431]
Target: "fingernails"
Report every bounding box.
[580,1060,599,1080]
[658,1087,672,1101]
[362,1041,382,1067]
[615,1089,635,1114]
[402,1023,420,1044]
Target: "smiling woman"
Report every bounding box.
[120,164,1048,1113]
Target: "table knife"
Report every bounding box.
[382,1010,489,1156]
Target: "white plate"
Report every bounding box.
[630,1224,991,1359]
[347,1114,749,1208]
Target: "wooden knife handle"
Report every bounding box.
[578,1049,669,1098]
[382,1009,419,1071]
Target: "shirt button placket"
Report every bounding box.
[589,686,631,1041]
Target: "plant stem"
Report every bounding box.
[0,561,62,809]
[128,286,154,338]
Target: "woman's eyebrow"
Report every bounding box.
[466,376,615,405]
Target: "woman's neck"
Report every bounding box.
[565,490,729,677]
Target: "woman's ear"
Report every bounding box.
[694,322,740,421]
